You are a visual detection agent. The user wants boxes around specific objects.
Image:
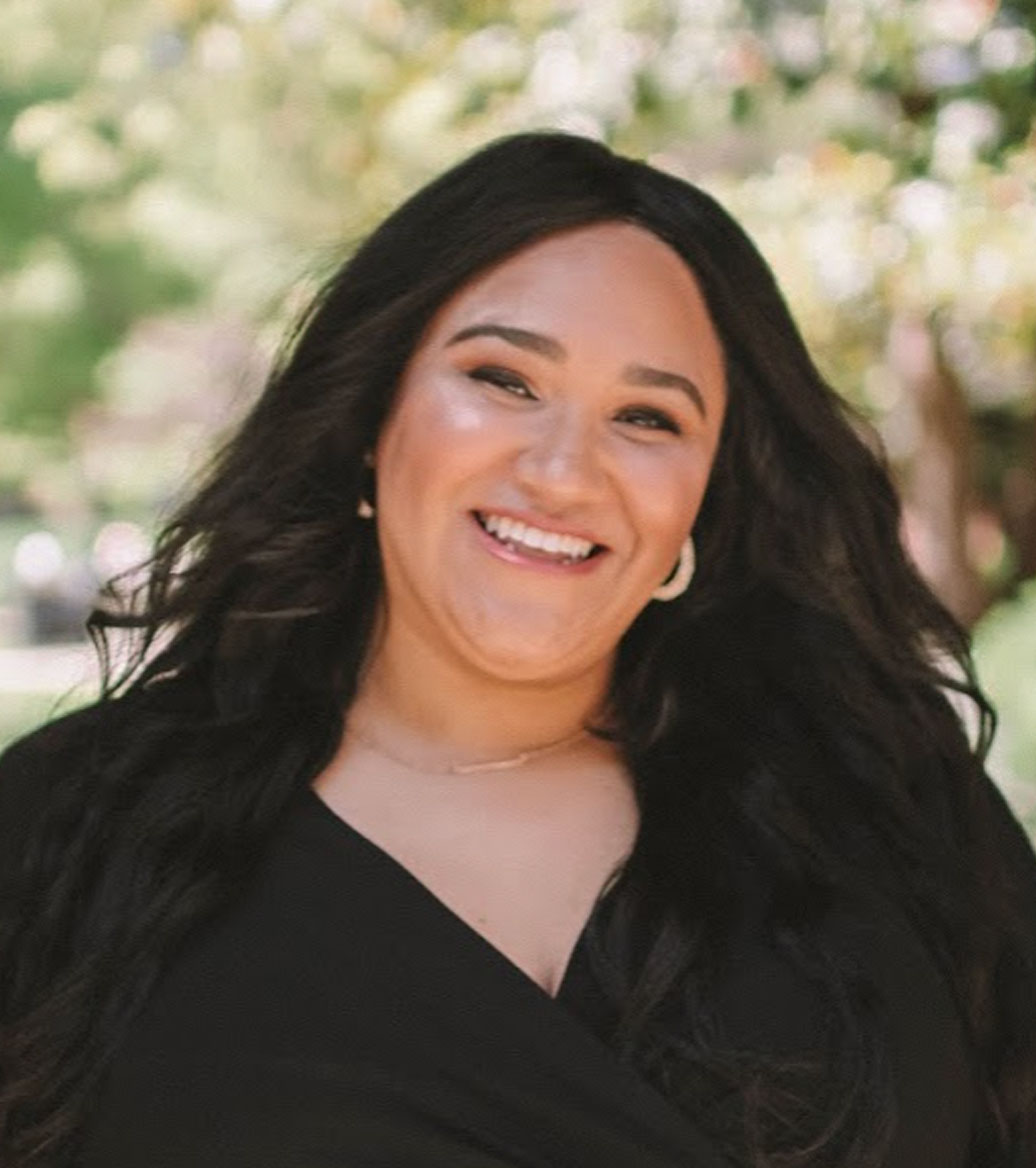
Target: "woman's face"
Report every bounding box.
[372,221,727,687]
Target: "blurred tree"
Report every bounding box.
[1,0,1034,623]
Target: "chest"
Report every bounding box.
[313,758,638,996]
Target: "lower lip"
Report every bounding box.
[469,514,606,575]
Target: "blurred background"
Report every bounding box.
[0,0,1034,829]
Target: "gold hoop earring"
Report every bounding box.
[652,536,695,602]
[357,450,376,518]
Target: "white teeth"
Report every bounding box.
[478,513,595,561]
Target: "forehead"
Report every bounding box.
[418,221,726,392]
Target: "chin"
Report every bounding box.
[462,634,592,683]
[446,598,616,682]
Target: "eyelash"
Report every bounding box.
[470,366,533,396]
[468,366,683,436]
[616,406,682,435]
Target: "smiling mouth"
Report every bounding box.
[473,511,605,565]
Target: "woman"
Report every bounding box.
[1,132,1033,1168]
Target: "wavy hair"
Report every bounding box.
[1,132,1033,1167]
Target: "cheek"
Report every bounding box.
[625,448,715,554]
[378,381,477,492]
[382,374,504,463]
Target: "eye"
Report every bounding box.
[615,405,683,435]
[468,365,536,399]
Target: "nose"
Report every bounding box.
[512,405,606,505]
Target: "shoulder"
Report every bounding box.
[979,772,1036,928]
[0,701,110,768]
[0,700,127,849]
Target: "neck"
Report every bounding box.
[350,616,614,766]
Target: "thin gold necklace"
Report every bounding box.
[348,723,591,775]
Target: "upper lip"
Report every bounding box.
[473,507,609,549]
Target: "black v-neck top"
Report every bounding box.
[80,790,733,1168]
[5,706,1033,1167]
[74,788,983,1168]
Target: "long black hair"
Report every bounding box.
[1,132,1033,1167]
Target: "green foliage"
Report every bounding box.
[2,0,1034,437]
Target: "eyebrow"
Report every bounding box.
[446,322,707,418]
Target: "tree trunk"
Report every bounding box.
[1003,411,1036,582]
[887,313,987,627]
